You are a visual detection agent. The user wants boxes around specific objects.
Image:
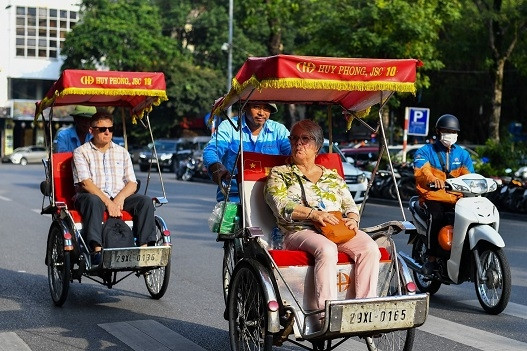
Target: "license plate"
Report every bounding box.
[102,247,170,269]
[335,299,418,333]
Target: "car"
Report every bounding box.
[340,146,379,170]
[320,140,369,204]
[182,135,210,152]
[138,136,212,172]
[138,139,184,172]
[2,145,48,165]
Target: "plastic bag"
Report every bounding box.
[208,201,240,234]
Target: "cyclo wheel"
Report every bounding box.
[144,221,171,299]
[47,223,71,307]
[411,236,441,295]
[228,264,273,351]
[365,233,415,351]
[474,245,511,315]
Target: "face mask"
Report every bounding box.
[440,132,458,147]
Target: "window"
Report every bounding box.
[10,78,56,100]
[15,6,77,59]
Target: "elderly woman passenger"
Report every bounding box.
[264,119,380,311]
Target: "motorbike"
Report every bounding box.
[370,163,415,201]
[384,163,415,201]
[369,169,392,198]
[400,173,511,315]
[177,156,197,181]
[177,154,207,181]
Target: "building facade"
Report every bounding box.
[0,0,80,156]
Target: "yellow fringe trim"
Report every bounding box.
[233,76,416,94]
[213,75,415,116]
[57,87,168,99]
[34,87,168,122]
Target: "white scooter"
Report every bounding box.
[400,173,511,314]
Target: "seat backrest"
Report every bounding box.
[238,151,345,236]
[52,152,75,208]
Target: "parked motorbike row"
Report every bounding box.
[485,166,527,213]
[368,162,416,201]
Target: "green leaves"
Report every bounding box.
[60,0,527,144]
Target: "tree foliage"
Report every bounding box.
[59,0,527,146]
[471,0,527,141]
[61,0,179,71]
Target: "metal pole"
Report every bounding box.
[227,0,233,117]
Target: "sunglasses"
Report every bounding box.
[288,135,315,144]
[92,126,114,133]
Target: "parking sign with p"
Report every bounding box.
[406,107,430,136]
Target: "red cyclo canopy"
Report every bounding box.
[212,54,422,117]
[35,69,168,122]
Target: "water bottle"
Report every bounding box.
[271,227,283,250]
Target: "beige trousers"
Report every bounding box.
[284,229,380,309]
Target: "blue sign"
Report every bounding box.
[406,107,430,136]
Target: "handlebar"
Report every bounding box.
[428,182,452,191]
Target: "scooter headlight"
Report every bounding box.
[462,178,487,194]
[487,179,498,192]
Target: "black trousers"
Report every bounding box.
[74,193,157,249]
[424,200,455,256]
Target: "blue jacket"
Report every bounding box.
[203,115,291,202]
[54,126,92,153]
[414,141,474,204]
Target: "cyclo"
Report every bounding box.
[209,55,430,351]
[35,69,172,306]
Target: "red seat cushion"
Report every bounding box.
[269,248,390,267]
[53,152,133,223]
[69,209,133,223]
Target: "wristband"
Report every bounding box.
[306,207,314,219]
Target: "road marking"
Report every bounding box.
[0,332,32,351]
[460,300,527,320]
[99,319,206,351]
[0,195,12,201]
[420,315,527,351]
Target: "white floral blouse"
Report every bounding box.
[264,163,359,236]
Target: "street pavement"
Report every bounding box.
[0,163,525,351]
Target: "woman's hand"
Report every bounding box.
[311,210,340,227]
[343,217,359,231]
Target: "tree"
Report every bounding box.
[291,0,462,140]
[61,0,179,72]
[61,0,225,141]
[471,0,527,141]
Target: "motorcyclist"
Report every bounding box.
[413,114,474,272]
